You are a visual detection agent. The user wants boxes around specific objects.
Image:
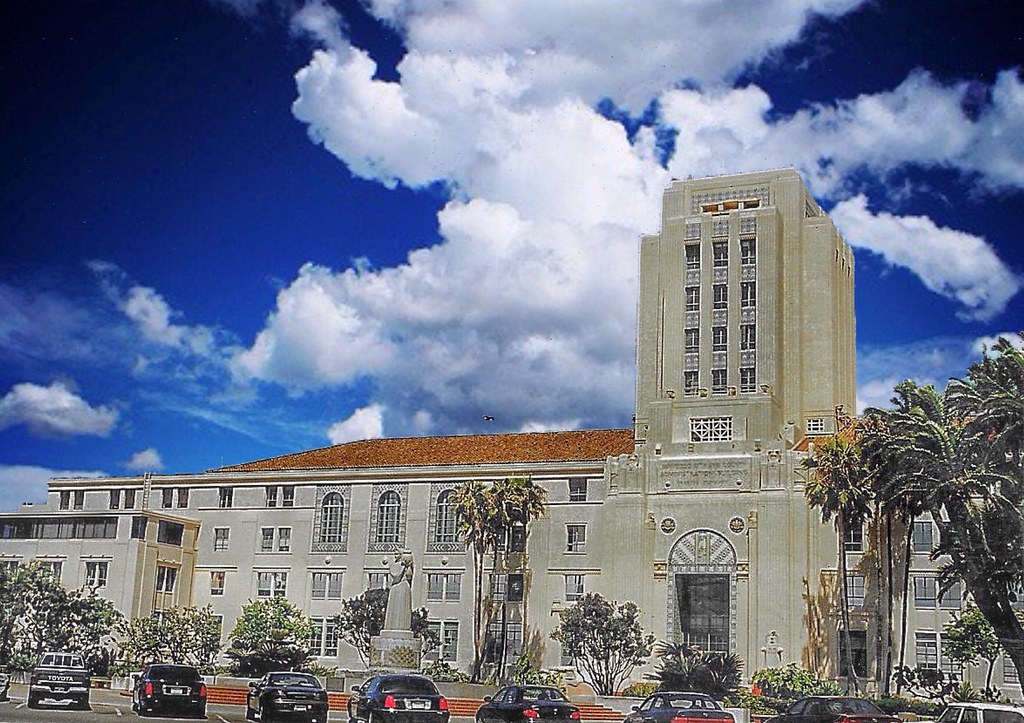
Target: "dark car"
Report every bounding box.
[132,663,208,718]
[476,685,580,723]
[624,691,733,723]
[348,674,450,723]
[246,671,328,723]
[767,697,899,723]
[28,651,91,710]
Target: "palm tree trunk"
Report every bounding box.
[883,514,895,695]
[896,518,913,694]
[471,546,485,682]
[871,513,886,693]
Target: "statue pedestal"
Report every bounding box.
[369,629,422,670]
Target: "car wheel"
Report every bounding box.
[246,703,257,721]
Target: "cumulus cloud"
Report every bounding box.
[659,69,1024,197]
[239,1,1024,437]
[124,447,165,472]
[973,332,1024,353]
[0,464,107,512]
[121,286,217,356]
[327,404,384,444]
[0,381,118,437]
[831,195,1022,321]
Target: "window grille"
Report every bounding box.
[690,416,733,442]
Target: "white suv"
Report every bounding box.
[938,704,1024,723]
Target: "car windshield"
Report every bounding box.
[827,699,885,715]
[521,688,568,702]
[150,666,200,683]
[666,696,719,710]
[269,673,320,688]
[380,679,439,695]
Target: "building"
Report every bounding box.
[1,169,1019,694]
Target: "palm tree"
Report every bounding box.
[490,477,547,679]
[803,434,872,694]
[451,480,500,682]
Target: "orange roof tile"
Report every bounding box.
[214,429,635,473]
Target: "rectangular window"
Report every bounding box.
[213,528,229,551]
[131,516,148,539]
[806,417,826,434]
[690,416,734,442]
[85,560,109,588]
[914,576,938,609]
[177,488,189,508]
[684,371,699,395]
[839,630,868,678]
[265,486,278,507]
[218,487,233,509]
[73,490,84,509]
[711,368,727,394]
[109,490,121,510]
[162,488,174,509]
[38,560,62,580]
[489,573,508,601]
[427,573,462,602]
[257,571,287,597]
[311,572,344,600]
[260,528,274,552]
[739,367,756,394]
[210,571,225,596]
[915,631,938,670]
[566,524,586,553]
[846,575,865,607]
[940,637,962,678]
[740,238,756,265]
[157,521,183,546]
[1003,656,1019,685]
[425,621,459,662]
[712,241,728,267]
[277,527,291,552]
[308,617,339,657]
[741,281,756,307]
[367,572,389,590]
[685,244,700,270]
[913,520,934,553]
[156,565,177,593]
[568,477,588,503]
[565,574,585,602]
[844,524,864,552]
[59,491,70,510]
[713,284,727,310]
[124,488,136,509]
[484,621,523,663]
[282,487,295,507]
[940,581,963,610]
[712,326,727,351]
[685,286,699,312]
[685,328,699,353]
[308,618,324,656]
[740,324,756,351]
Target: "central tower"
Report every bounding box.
[634,169,855,458]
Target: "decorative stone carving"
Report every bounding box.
[659,459,751,492]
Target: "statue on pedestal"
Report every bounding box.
[370,549,421,669]
[384,550,414,632]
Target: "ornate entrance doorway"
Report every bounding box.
[667,529,737,653]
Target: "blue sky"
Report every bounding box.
[1,0,1022,510]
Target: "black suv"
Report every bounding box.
[132,663,208,718]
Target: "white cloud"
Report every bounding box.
[831,195,1022,321]
[122,286,217,356]
[660,69,1024,198]
[327,404,385,444]
[973,332,1024,354]
[0,465,107,512]
[0,381,118,437]
[124,447,165,472]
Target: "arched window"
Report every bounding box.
[318,492,344,544]
[434,489,457,543]
[376,490,401,544]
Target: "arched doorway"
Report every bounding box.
[667,529,737,653]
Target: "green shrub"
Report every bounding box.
[872,696,943,716]
[750,665,842,700]
[621,682,658,698]
[421,660,470,683]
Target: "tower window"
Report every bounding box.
[712,326,727,352]
[713,284,727,310]
[685,286,699,312]
[711,369,727,394]
[684,371,699,396]
[741,281,756,308]
[685,328,699,353]
[685,244,700,270]
[690,416,734,442]
[740,324,756,351]
[713,242,728,267]
[739,367,756,393]
[740,238,756,265]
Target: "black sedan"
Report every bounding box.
[348,674,450,723]
[476,685,580,723]
[132,663,208,718]
[246,672,329,723]
[624,691,733,723]
[767,697,900,723]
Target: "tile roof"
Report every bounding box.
[213,429,635,473]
